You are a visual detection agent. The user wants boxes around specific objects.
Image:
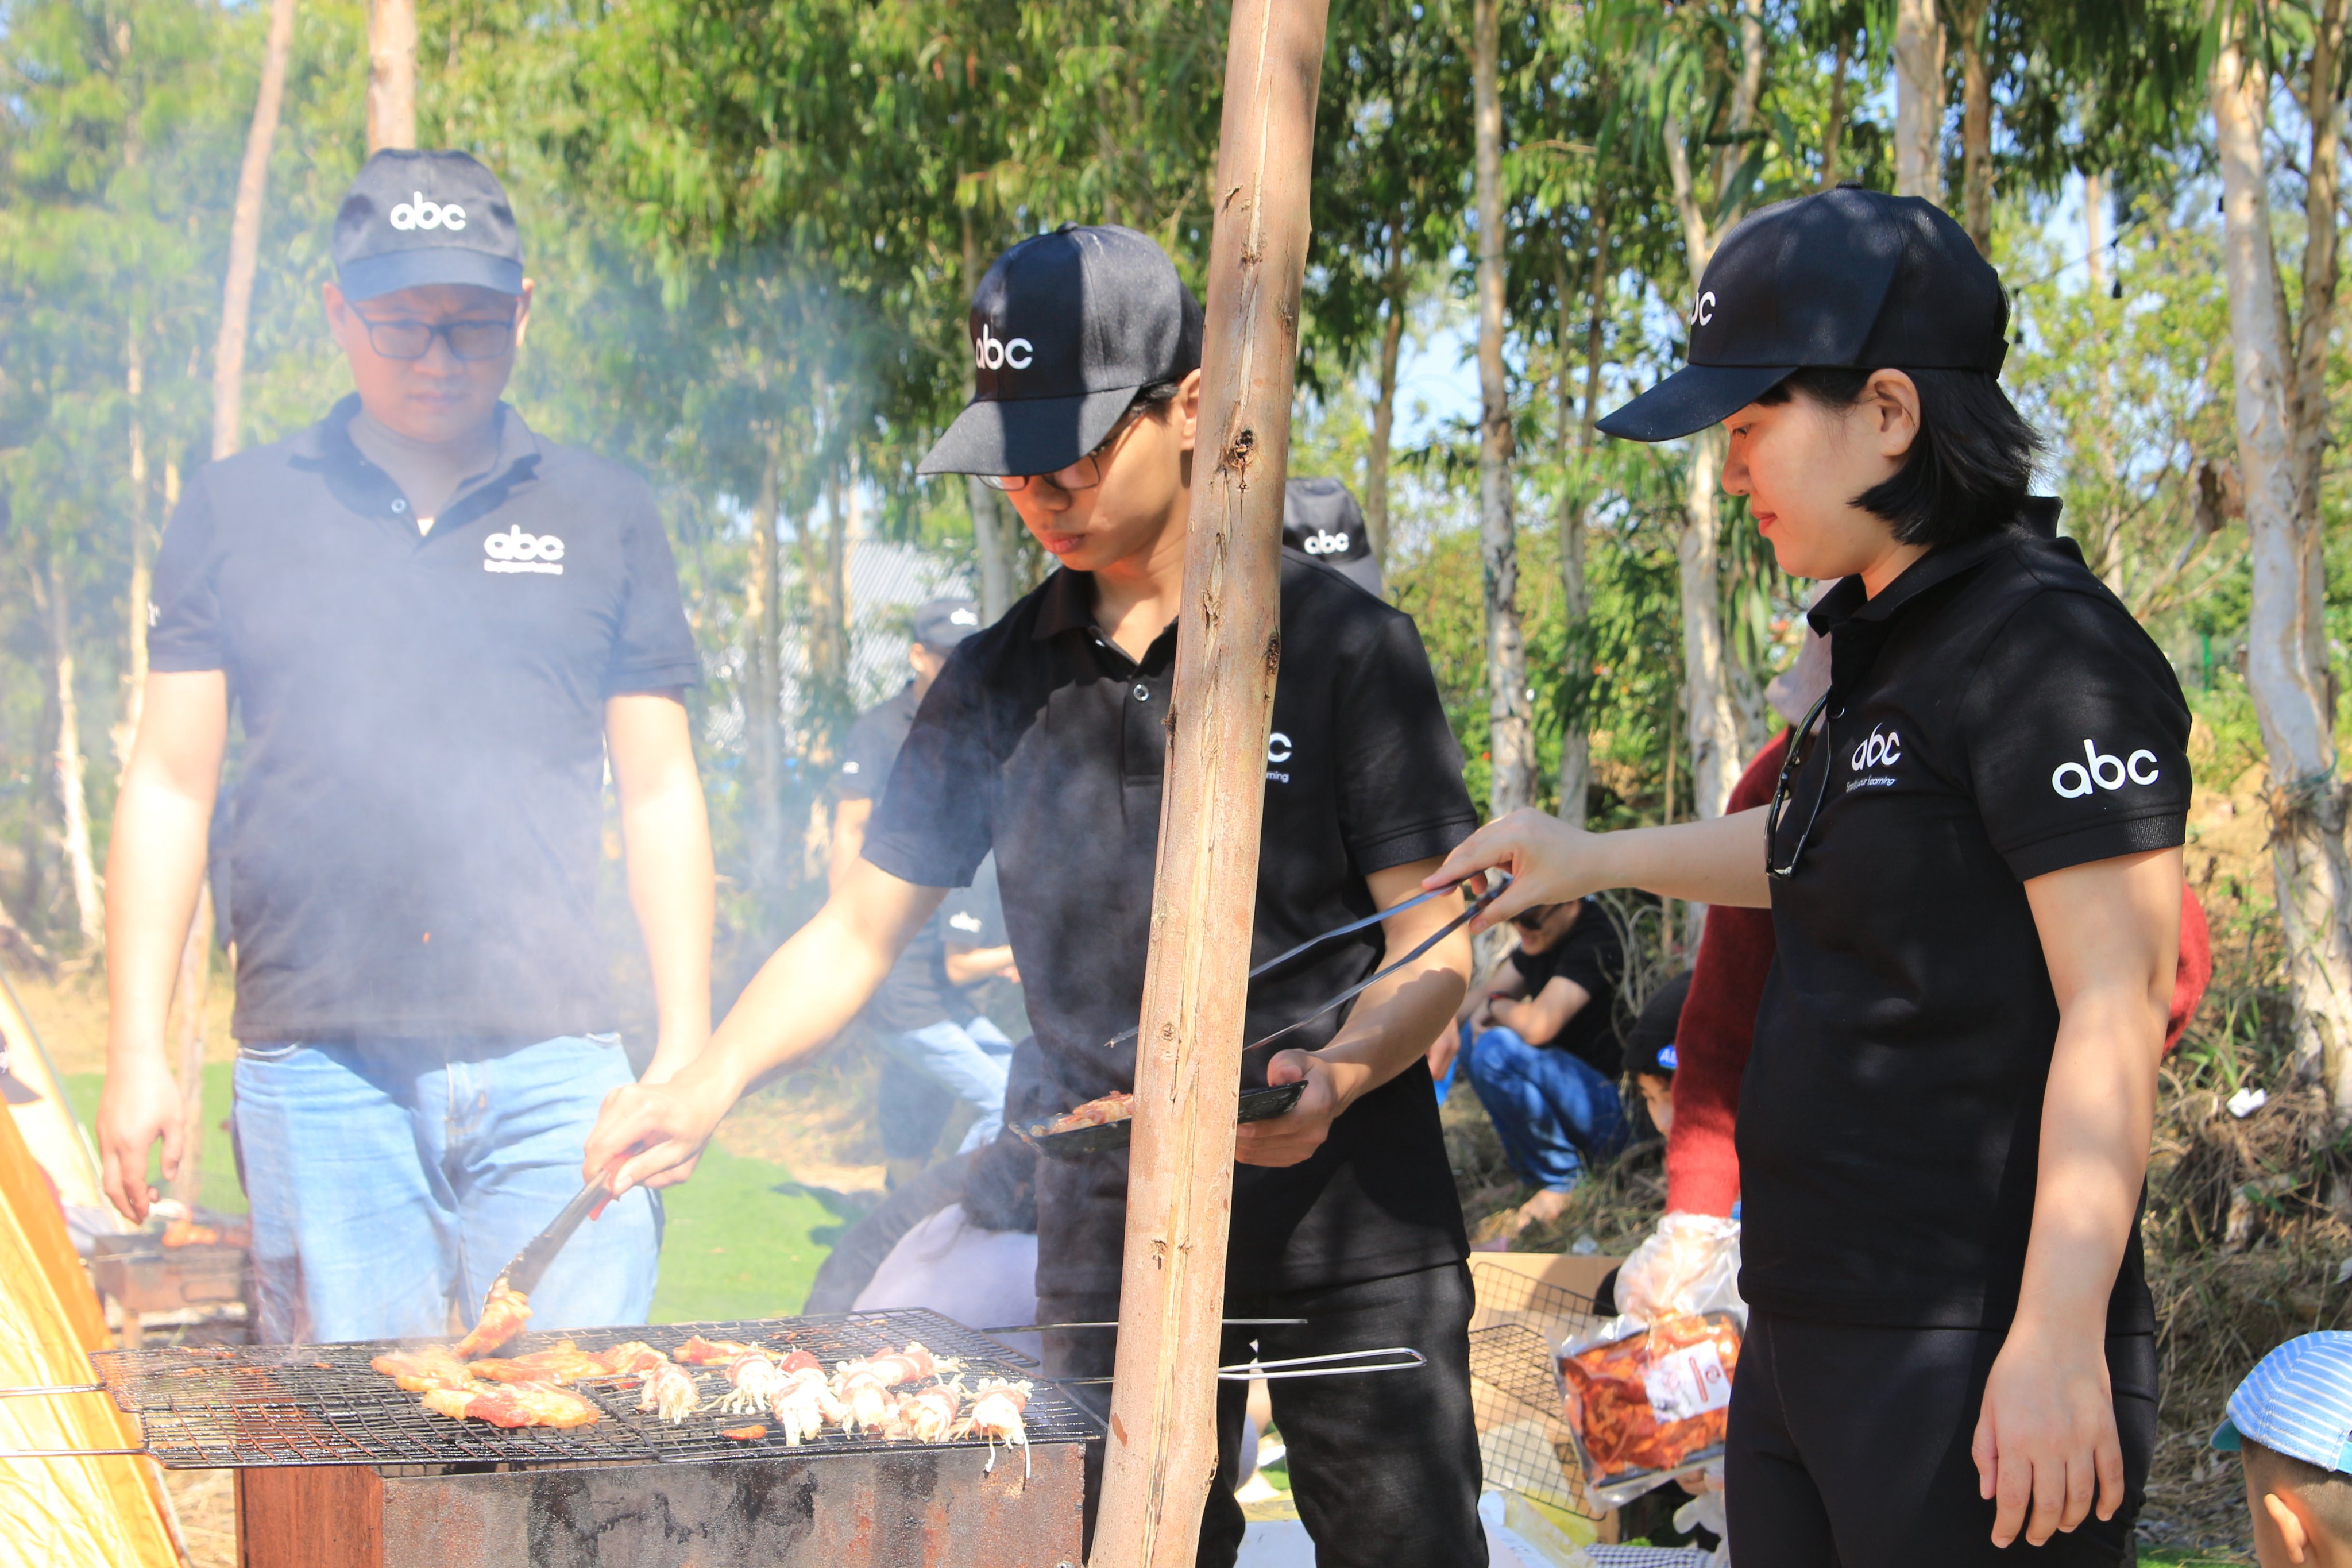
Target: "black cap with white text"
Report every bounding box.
[333,150,525,303]
[1598,185,2009,443]
[918,224,1203,478]
[1283,478,1383,595]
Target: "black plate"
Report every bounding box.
[1017,1082,1306,1160]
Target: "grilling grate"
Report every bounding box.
[1463,1260,1605,1521]
[86,1308,1095,1470]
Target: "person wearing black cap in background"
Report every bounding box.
[830,597,1020,1180]
[100,151,710,1343]
[1429,186,2189,1565]
[1283,477,1384,596]
[587,223,1488,1567]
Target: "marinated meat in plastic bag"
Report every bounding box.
[1559,1311,1740,1492]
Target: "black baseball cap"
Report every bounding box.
[918,224,1203,478]
[1599,186,2009,443]
[333,150,526,303]
[913,597,983,651]
[1624,971,1693,1080]
[1283,478,1382,594]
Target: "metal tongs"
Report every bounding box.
[484,1156,626,1307]
[1096,875,1506,1055]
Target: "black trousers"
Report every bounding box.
[1727,1310,2157,1567]
[1038,1261,1489,1568]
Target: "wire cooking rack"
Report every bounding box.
[1464,1258,1605,1521]
[86,1308,1094,1470]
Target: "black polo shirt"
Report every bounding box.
[1506,898,1624,1076]
[149,396,700,1042]
[864,552,1480,1295]
[835,682,959,1036]
[1743,508,2191,1333]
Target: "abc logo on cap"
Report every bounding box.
[389,192,468,233]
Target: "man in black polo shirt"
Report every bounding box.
[588,225,1487,1567]
[99,150,712,1345]
[831,598,1017,1177]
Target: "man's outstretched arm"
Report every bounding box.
[586,859,945,1194]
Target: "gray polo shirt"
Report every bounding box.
[149,396,700,1042]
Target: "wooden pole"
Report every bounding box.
[366,0,416,153]
[1090,2,1329,1565]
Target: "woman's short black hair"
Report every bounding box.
[1756,366,2041,547]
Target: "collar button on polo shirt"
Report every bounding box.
[146,396,700,1042]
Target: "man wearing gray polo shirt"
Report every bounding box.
[98,150,713,1343]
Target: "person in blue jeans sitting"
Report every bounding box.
[97,151,707,1342]
[1455,895,1628,1239]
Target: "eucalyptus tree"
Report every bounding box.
[2209,0,2352,1121]
[1302,0,1467,569]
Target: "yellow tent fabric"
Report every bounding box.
[0,974,114,1218]
[0,1106,180,1568]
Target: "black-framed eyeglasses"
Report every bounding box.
[1509,904,1559,933]
[1764,689,1835,880]
[352,312,519,362]
[983,404,1150,494]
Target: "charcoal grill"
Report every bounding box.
[83,1308,1095,1567]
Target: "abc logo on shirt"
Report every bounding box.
[389,192,467,232]
[483,523,565,575]
[2051,739,2160,799]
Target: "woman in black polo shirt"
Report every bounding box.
[1432,189,2189,1566]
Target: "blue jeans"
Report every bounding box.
[233,1034,661,1343]
[1460,1022,1627,1193]
[884,1017,1014,1153]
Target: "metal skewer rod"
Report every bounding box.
[979,1319,1306,1336]
[0,1382,107,1398]
[1053,1345,1426,1385]
[0,1446,151,1459]
[1098,879,1480,1050]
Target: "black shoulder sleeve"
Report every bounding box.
[1332,612,1481,874]
[833,708,893,804]
[1960,588,2192,881]
[149,478,224,673]
[862,650,995,890]
[604,474,702,695]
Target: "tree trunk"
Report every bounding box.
[43,552,103,951]
[1660,0,1764,825]
[1677,428,1745,821]
[2084,171,2107,295]
[1472,0,1535,817]
[963,478,1011,623]
[1555,204,1611,827]
[1364,223,1407,571]
[961,207,1013,621]
[117,316,151,774]
[1894,0,1945,203]
[1957,0,1993,252]
[746,443,783,912]
[366,0,416,153]
[2211,11,2352,1120]
[1820,36,1849,190]
[216,0,296,462]
[165,886,213,1209]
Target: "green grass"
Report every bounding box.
[2139,1552,2253,1566]
[61,1067,848,1324]
[646,1141,855,1323]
